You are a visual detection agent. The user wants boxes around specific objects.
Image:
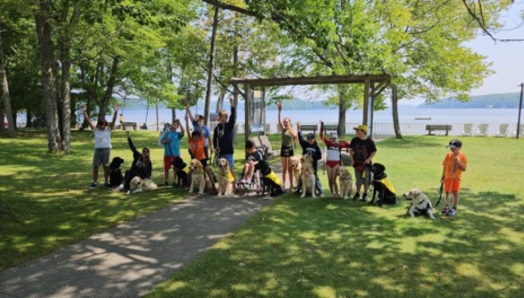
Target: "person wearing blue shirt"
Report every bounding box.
[185,100,213,160]
[160,120,185,186]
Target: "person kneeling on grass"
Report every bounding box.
[244,139,284,197]
[114,131,152,192]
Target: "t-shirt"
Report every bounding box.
[94,127,112,149]
[247,150,271,175]
[349,137,377,165]
[442,152,467,181]
[189,136,206,161]
[161,131,183,157]
[192,120,211,148]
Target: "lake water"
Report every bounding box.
[109,106,523,136]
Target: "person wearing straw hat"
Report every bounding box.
[349,124,377,202]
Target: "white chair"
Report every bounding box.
[461,123,474,136]
[476,124,489,137]
[495,124,509,138]
[513,124,524,137]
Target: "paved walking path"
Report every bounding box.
[0,195,273,298]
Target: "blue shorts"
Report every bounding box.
[219,153,234,168]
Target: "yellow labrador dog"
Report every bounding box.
[300,156,316,198]
[217,158,233,196]
[403,188,436,220]
[337,166,357,200]
[289,156,302,188]
[128,176,158,195]
[189,159,207,194]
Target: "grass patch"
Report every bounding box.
[0,129,252,270]
[147,135,524,298]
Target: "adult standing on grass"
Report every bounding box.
[82,104,119,188]
[113,131,152,192]
[441,139,467,217]
[119,114,124,130]
[213,95,236,190]
[185,98,213,161]
[277,101,299,190]
[159,119,185,186]
[349,125,377,201]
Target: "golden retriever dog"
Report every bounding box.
[217,158,233,196]
[403,188,436,220]
[337,166,357,200]
[300,162,316,198]
[189,158,207,194]
[127,176,158,195]
[289,156,302,187]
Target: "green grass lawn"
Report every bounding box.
[147,135,524,298]
[1,131,523,298]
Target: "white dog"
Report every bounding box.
[403,188,436,219]
[300,156,316,198]
[189,159,206,194]
[128,176,158,195]
[337,166,357,200]
[217,158,233,196]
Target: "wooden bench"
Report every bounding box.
[426,124,452,136]
[300,124,319,134]
[121,122,138,131]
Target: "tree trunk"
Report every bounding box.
[204,5,219,125]
[391,84,403,139]
[338,86,347,137]
[98,56,120,119]
[0,22,16,137]
[34,0,61,151]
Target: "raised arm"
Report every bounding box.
[228,96,236,125]
[127,131,139,156]
[185,98,196,123]
[110,104,119,129]
[185,113,191,143]
[177,119,185,138]
[82,105,95,130]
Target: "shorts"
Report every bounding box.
[280,145,294,157]
[220,153,234,168]
[325,160,340,169]
[200,158,208,168]
[354,166,371,186]
[164,156,180,170]
[93,148,110,167]
[444,179,461,192]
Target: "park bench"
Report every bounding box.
[251,135,280,160]
[299,124,319,134]
[426,124,452,136]
[121,122,138,131]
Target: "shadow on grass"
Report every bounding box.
[148,189,523,298]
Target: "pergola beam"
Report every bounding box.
[230,74,390,87]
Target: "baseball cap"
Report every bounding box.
[329,132,337,139]
[353,124,368,134]
[446,139,462,149]
[306,133,315,140]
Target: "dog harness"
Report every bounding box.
[374,178,396,194]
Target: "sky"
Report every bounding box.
[466,1,524,96]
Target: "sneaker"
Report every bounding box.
[104,182,110,188]
[89,182,98,189]
[209,189,218,195]
[245,178,252,184]
[360,194,368,202]
[448,208,456,217]
[160,181,169,187]
[442,206,450,216]
[112,184,124,192]
[353,193,360,201]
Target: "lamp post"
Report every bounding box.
[518,83,523,139]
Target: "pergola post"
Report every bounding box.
[363,77,370,125]
[368,82,375,138]
[244,83,251,139]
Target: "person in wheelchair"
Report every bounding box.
[241,140,284,196]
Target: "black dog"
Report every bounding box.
[261,176,284,197]
[171,158,189,188]
[109,157,125,187]
[369,163,398,207]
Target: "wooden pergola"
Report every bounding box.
[229,74,392,139]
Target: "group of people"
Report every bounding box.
[276,102,377,200]
[82,100,467,216]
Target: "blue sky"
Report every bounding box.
[465,1,524,96]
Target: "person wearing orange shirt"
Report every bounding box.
[185,113,218,195]
[441,139,468,217]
